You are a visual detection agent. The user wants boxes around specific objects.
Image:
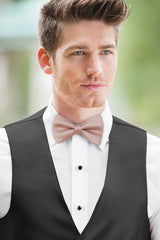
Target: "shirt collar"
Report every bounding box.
[43,97,113,151]
[99,100,113,150]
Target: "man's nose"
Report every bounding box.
[86,55,103,78]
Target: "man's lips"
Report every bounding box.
[81,83,106,90]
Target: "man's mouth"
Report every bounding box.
[81,83,106,90]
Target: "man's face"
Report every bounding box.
[51,20,118,109]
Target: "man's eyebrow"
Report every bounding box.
[64,45,89,52]
[99,44,116,49]
[65,44,116,52]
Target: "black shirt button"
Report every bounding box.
[77,206,82,210]
[78,165,83,170]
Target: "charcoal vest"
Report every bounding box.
[0,108,151,240]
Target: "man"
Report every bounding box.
[0,0,160,239]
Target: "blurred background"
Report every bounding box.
[0,0,160,136]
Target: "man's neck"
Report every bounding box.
[52,98,105,123]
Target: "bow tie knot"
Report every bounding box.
[53,114,104,146]
[74,125,82,135]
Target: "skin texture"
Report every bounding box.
[38,20,118,122]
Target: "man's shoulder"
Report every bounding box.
[4,107,47,129]
[113,116,146,133]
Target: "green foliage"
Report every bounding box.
[117,0,160,134]
[12,0,23,2]
[0,52,30,126]
[9,52,29,115]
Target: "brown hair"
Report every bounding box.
[39,0,131,56]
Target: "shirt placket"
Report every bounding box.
[71,134,88,233]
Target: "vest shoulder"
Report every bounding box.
[113,116,146,133]
[4,107,47,128]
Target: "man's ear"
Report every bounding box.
[38,47,52,75]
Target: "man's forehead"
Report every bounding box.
[59,20,117,49]
[62,20,116,35]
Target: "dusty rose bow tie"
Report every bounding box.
[53,114,103,146]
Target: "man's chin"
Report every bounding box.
[78,99,106,109]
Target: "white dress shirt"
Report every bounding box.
[0,99,160,239]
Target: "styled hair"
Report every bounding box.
[39,0,131,55]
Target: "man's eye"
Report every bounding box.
[72,51,84,56]
[101,50,110,55]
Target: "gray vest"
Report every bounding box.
[0,108,151,239]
